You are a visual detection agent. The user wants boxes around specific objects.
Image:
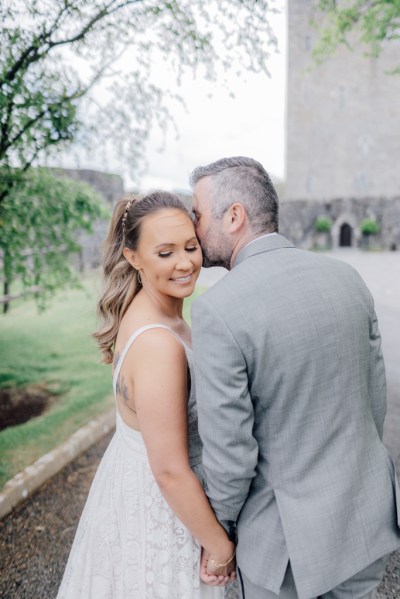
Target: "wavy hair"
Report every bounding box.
[93,191,188,363]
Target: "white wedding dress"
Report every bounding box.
[57,324,239,599]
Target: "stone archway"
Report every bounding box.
[331,213,360,249]
[340,223,352,247]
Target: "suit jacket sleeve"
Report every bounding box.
[368,307,387,439]
[191,293,258,526]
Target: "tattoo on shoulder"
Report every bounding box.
[116,374,131,405]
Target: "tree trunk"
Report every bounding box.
[3,247,12,314]
[3,279,9,314]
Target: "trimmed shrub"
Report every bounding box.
[360,219,380,235]
[314,216,332,233]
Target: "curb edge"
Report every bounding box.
[0,408,116,521]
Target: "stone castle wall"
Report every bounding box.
[284,1,400,251]
[286,0,400,201]
[280,196,400,251]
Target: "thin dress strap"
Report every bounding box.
[112,324,189,397]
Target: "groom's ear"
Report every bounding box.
[226,203,246,233]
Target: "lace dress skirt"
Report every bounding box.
[56,413,233,599]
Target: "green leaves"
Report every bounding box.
[314,216,332,232]
[0,168,109,309]
[0,0,277,191]
[360,218,380,235]
[314,0,400,68]
[0,0,277,306]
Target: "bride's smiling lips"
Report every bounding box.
[170,272,195,284]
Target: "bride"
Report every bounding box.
[57,191,238,598]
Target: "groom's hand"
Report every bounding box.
[200,548,234,586]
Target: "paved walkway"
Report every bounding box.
[328,250,400,468]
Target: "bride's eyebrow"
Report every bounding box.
[155,237,198,249]
[155,242,175,249]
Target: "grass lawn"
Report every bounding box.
[0,275,204,489]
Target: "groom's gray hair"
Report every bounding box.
[189,156,279,234]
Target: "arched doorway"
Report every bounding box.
[340,223,352,247]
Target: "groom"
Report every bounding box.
[189,156,400,599]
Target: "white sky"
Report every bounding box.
[58,3,287,194]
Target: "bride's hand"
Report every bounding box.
[200,547,235,586]
[203,543,237,583]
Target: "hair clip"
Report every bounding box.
[122,198,135,231]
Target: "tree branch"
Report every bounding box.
[46,0,143,50]
[1,83,89,157]
[0,0,130,88]
[0,96,15,157]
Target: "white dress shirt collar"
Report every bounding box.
[241,232,278,252]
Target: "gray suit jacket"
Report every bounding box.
[191,234,400,599]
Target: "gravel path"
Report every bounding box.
[0,432,113,599]
[0,430,399,598]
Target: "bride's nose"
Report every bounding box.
[175,255,193,271]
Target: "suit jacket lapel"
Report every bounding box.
[232,234,295,268]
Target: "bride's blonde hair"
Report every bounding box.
[93,191,189,363]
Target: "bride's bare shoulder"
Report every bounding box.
[123,324,185,366]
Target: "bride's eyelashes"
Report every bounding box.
[158,246,199,258]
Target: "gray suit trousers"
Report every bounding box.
[239,555,389,599]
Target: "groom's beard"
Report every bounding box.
[197,218,233,270]
[202,250,231,270]
[200,230,232,270]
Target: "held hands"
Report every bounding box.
[200,544,237,586]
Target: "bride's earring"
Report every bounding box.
[137,271,142,285]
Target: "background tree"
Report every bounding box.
[0,167,108,312]
[0,0,277,308]
[0,0,278,204]
[314,0,400,70]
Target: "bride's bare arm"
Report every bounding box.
[126,328,235,572]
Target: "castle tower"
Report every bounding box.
[285,0,400,201]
